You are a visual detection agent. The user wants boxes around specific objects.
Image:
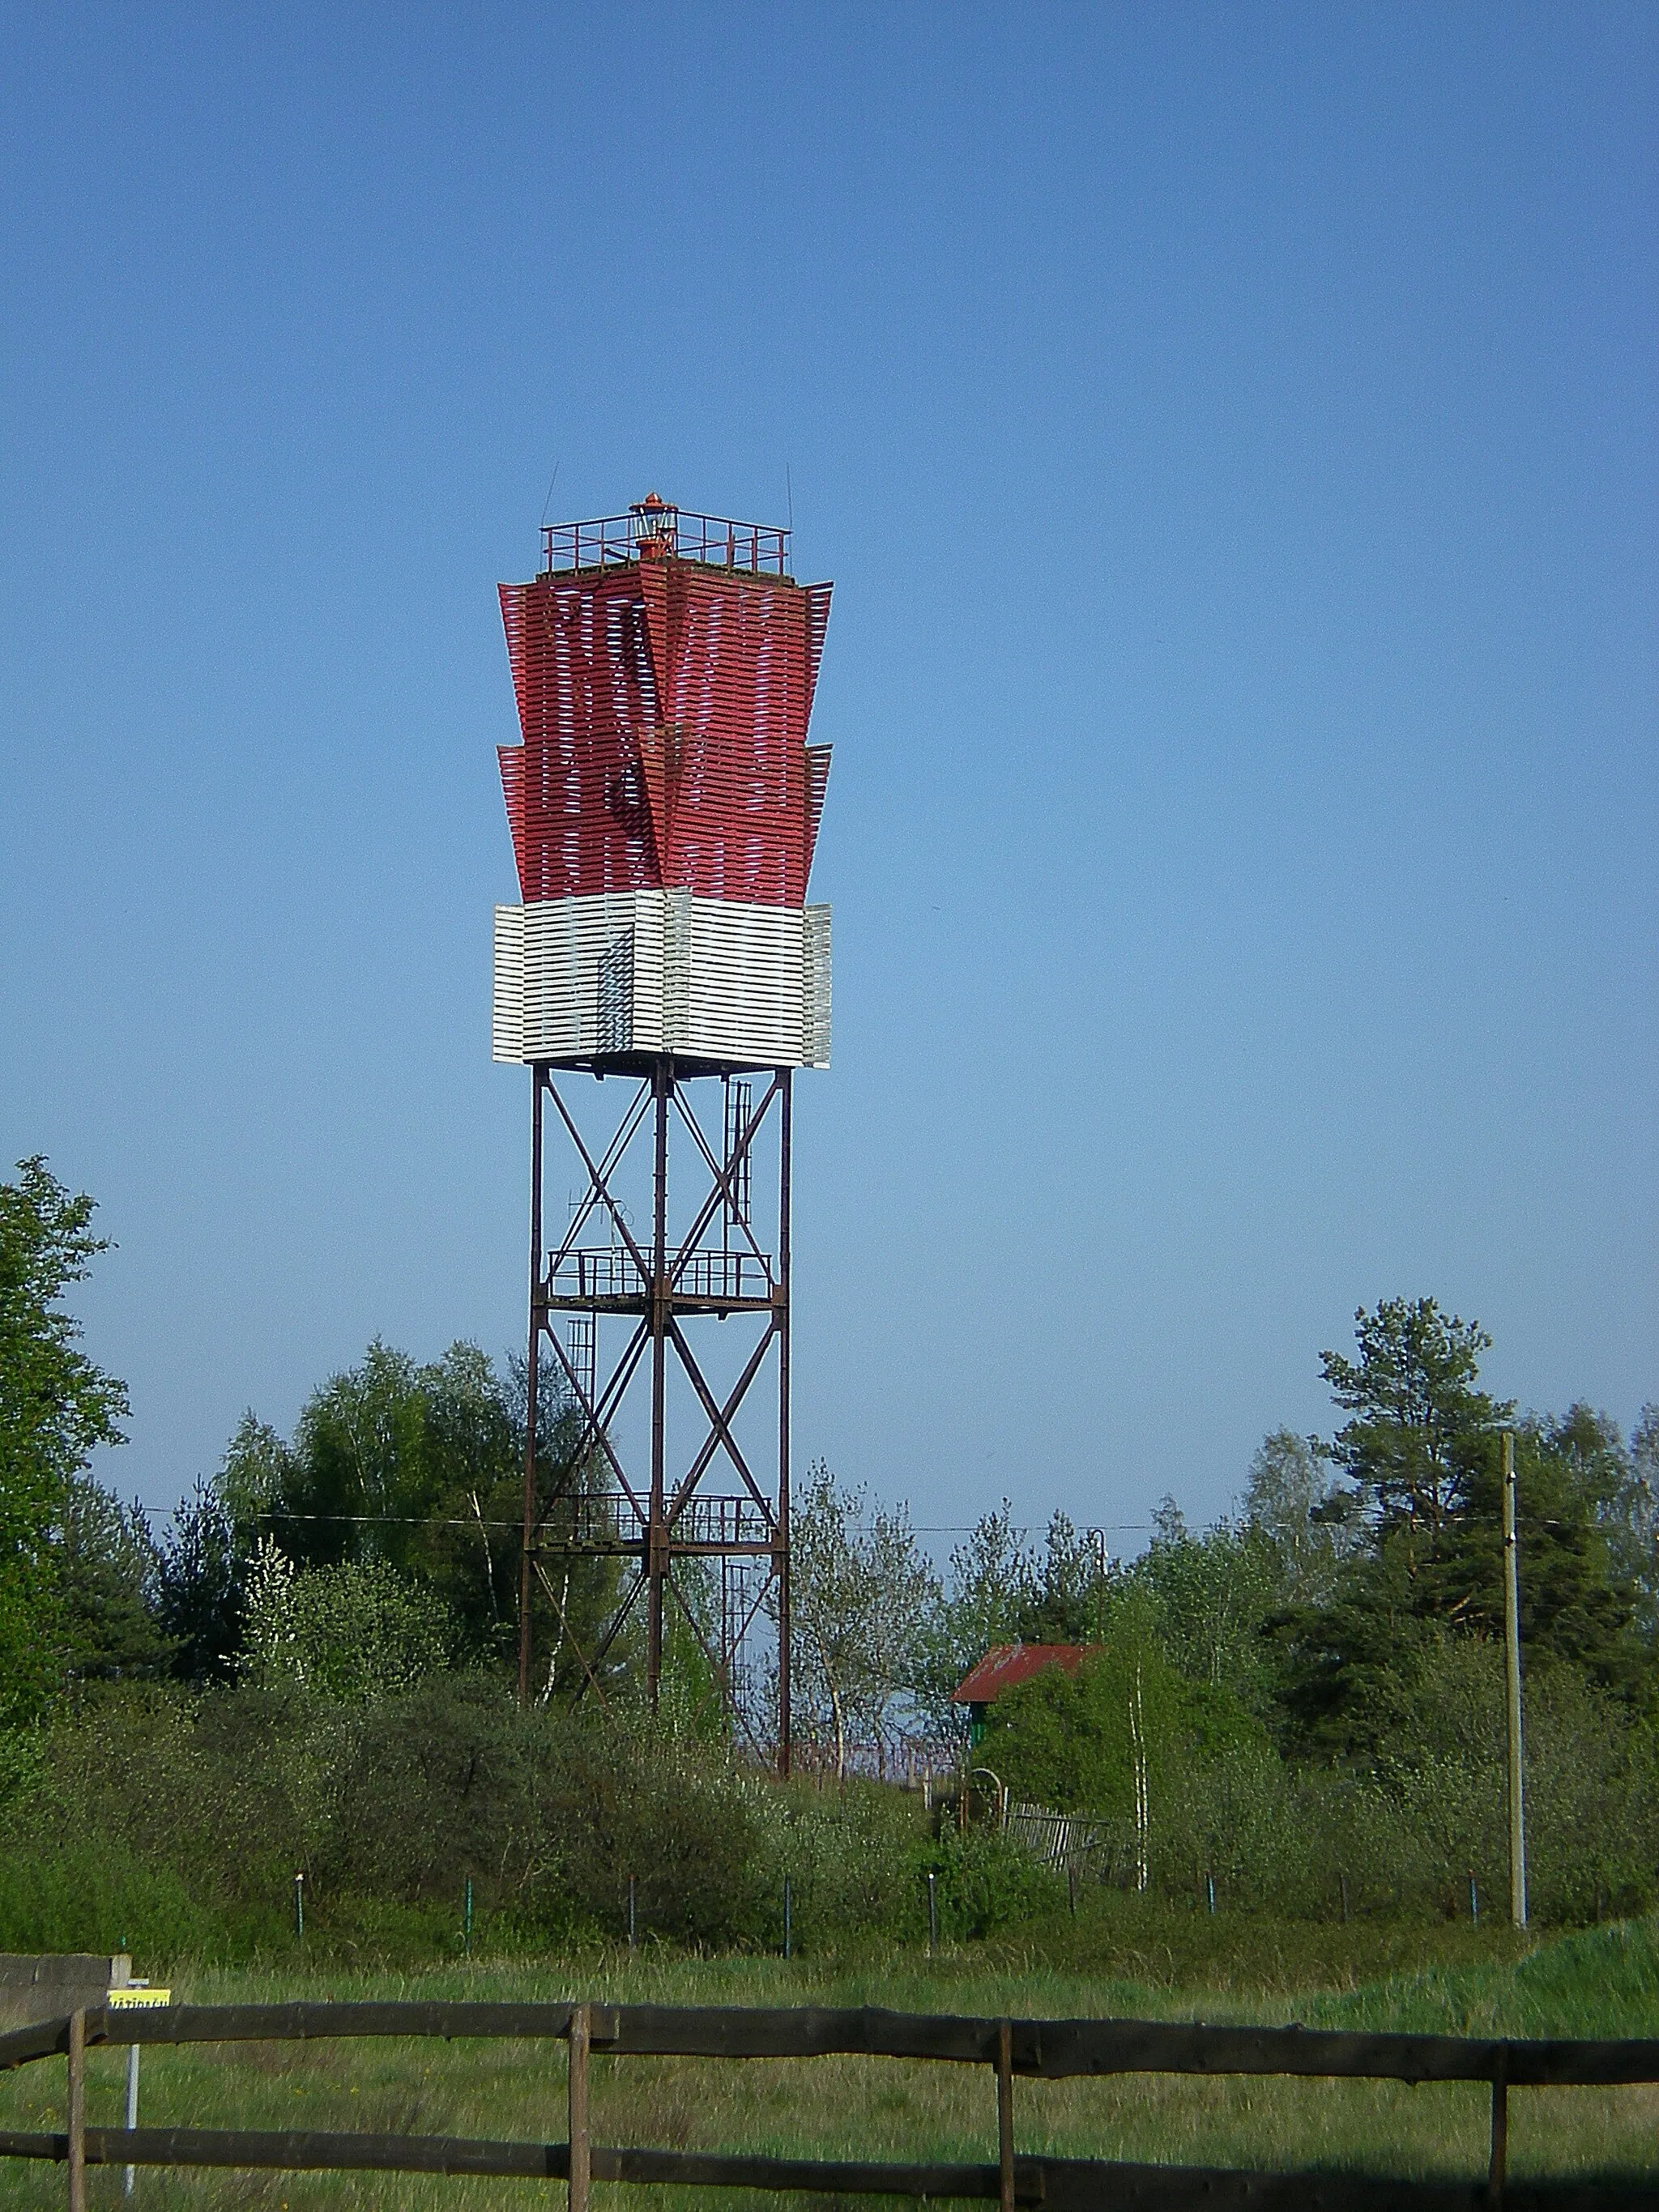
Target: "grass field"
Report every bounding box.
[3,1912,1657,2207]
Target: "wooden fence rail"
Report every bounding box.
[2,2000,1656,2212]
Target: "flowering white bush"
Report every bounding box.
[241,1537,452,1700]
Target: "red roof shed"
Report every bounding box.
[951,1644,1088,1707]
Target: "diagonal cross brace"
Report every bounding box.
[669,1080,779,1279]
[539,1319,651,1529]
[544,1080,655,1289]
[667,1320,783,1532]
[667,1317,778,1523]
[548,1077,654,1276]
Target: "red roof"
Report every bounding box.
[951,1644,1088,1706]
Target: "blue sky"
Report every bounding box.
[2,3,1653,1552]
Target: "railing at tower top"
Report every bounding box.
[542,506,791,578]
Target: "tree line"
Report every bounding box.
[4,1154,1657,1932]
[790,1301,1659,1766]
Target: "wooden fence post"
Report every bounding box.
[996,2018,1014,2212]
[66,2008,86,2212]
[568,2002,591,2212]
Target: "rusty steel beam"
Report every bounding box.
[518,1056,791,1758]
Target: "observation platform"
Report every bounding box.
[540,495,792,581]
[544,1243,777,1315]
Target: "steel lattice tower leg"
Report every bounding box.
[517,1057,792,1773]
[646,1059,670,1704]
[516,1068,544,1707]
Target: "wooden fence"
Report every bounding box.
[2,1999,1657,2211]
[1002,1801,1103,1873]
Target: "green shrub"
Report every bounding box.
[915,1828,1064,1941]
[6,1654,1652,1966]
[0,1837,216,1959]
[751,1775,924,1949]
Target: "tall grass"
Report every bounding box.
[2,1920,1657,2208]
[4,1680,1657,2205]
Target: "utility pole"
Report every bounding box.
[1502,1429,1527,1929]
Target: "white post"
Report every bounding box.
[123,2045,140,2196]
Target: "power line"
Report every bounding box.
[127,1503,1154,1536]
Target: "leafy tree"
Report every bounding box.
[1632,1404,1659,1495]
[1433,1414,1648,1699]
[1019,1511,1111,1643]
[979,1605,1175,1818]
[945,1501,1036,1646]
[783,1461,937,1775]
[269,1339,446,1570]
[1128,1513,1284,1711]
[915,1500,1036,1721]
[0,1159,130,1724]
[217,1413,297,1532]
[650,1554,729,1742]
[916,1505,1120,1725]
[979,1601,1265,1886]
[241,1537,454,1701]
[1576,1401,1659,1641]
[1269,1310,1652,1753]
[1243,1428,1361,1601]
[1620,1404,1659,1635]
[217,1339,620,1683]
[1149,1495,1188,1546]
[1266,1540,1437,1756]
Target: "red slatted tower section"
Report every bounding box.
[496,497,833,1768]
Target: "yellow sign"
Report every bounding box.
[108,1988,172,2009]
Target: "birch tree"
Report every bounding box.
[783,1460,938,1776]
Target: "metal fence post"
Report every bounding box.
[996,2018,1014,2212]
[568,2002,591,2212]
[66,2008,86,2212]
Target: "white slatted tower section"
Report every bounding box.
[493,891,831,1070]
